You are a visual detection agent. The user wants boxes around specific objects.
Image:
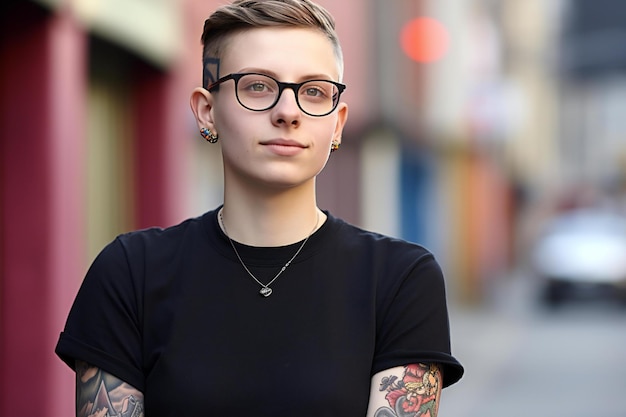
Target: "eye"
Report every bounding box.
[300,82,334,99]
[249,82,269,92]
[242,81,271,93]
[303,86,325,97]
[239,75,277,95]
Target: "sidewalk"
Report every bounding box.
[439,272,626,417]
[440,303,530,416]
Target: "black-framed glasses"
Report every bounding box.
[207,72,346,117]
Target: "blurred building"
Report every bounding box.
[0,0,561,415]
[364,0,516,303]
[558,0,626,192]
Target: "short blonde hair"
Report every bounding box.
[201,0,344,87]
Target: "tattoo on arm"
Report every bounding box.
[75,360,144,417]
[373,363,442,417]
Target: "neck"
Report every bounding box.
[220,182,325,247]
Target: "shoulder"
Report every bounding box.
[116,212,208,249]
[322,213,443,292]
[117,212,205,244]
[327,213,435,265]
[79,211,215,303]
[91,211,213,275]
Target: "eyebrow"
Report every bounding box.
[237,67,336,82]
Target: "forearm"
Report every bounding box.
[75,360,145,417]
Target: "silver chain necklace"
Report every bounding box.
[219,209,319,297]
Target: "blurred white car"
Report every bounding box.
[531,209,626,306]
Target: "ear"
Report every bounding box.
[190,87,217,132]
[332,102,349,146]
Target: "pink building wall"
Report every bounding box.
[0,4,86,415]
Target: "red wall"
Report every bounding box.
[0,4,86,416]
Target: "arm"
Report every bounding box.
[366,363,443,417]
[75,360,145,417]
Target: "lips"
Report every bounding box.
[260,138,308,156]
[260,139,307,148]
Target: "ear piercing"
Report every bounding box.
[200,127,219,143]
[331,141,340,152]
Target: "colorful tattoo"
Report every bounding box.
[75,360,144,417]
[203,57,221,88]
[374,363,441,417]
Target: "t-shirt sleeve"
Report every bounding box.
[55,236,145,391]
[372,250,464,388]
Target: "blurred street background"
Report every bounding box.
[442,270,626,417]
[2,0,626,416]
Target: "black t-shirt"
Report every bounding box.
[56,208,463,416]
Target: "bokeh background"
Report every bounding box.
[2,0,626,416]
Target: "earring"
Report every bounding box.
[200,127,219,143]
[330,141,340,152]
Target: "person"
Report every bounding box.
[55,0,463,416]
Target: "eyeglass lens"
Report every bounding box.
[235,74,340,116]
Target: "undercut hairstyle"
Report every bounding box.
[201,0,344,87]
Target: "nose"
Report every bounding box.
[271,86,301,126]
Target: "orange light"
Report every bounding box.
[400,17,449,63]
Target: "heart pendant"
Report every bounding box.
[259,287,273,297]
